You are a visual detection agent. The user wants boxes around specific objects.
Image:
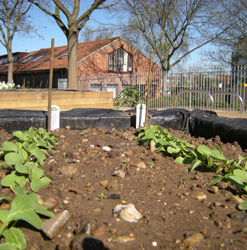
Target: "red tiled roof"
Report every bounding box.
[0,37,120,73]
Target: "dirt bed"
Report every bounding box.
[0,127,247,250]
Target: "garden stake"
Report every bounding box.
[145,49,153,126]
[48,38,55,132]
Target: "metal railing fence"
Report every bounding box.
[78,66,247,113]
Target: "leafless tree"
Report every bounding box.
[28,0,119,89]
[202,0,247,66]
[0,0,32,83]
[113,0,235,72]
[109,0,236,91]
[80,26,116,42]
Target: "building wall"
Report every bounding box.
[77,38,161,96]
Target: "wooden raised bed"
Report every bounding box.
[0,90,114,110]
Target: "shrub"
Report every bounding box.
[116,85,145,108]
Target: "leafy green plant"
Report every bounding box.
[8,127,59,152]
[137,125,195,160]
[0,187,54,250]
[0,127,59,249]
[0,127,58,192]
[116,85,145,108]
[186,144,229,173]
[136,124,247,209]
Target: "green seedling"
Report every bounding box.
[137,124,247,199]
[0,127,59,249]
[210,160,247,193]
[121,159,130,172]
[0,127,57,192]
[8,127,59,150]
[80,130,88,135]
[0,186,54,250]
[148,161,154,167]
[97,193,106,199]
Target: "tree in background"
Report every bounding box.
[117,0,236,72]
[108,0,236,91]
[0,0,33,83]
[80,26,116,42]
[203,0,247,66]
[28,0,118,90]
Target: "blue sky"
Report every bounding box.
[0,3,211,68]
[1,3,109,53]
[11,8,72,53]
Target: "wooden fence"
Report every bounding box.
[0,90,114,110]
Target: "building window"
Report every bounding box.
[20,55,35,63]
[58,54,68,60]
[109,53,113,70]
[90,84,102,92]
[128,54,133,72]
[0,56,8,65]
[109,47,133,73]
[32,54,46,62]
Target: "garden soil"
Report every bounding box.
[0,126,247,250]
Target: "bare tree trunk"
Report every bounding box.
[162,69,168,96]
[67,27,78,90]
[7,40,14,83]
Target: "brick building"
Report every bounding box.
[0,37,160,97]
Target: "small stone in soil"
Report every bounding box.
[43,197,59,211]
[113,204,142,223]
[111,236,135,243]
[183,232,204,247]
[107,194,121,199]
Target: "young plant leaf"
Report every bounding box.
[31,149,47,166]
[15,164,29,174]
[233,169,247,183]
[31,177,51,192]
[9,196,42,230]
[227,176,246,189]
[196,145,212,155]
[1,171,27,189]
[5,153,25,166]
[167,146,180,155]
[0,242,18,250]
[174,156,185,164]
[10,131,28,142]
[0,210,10,224]
[0,142,17,153]
[27,193,54,218]
[210,175,225,186]
[2,227,26,250]
[0,162,12,170]
[210,149,226,161]
[189,159,202,172]
[29,166,44,180]
[238,201,247,211]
